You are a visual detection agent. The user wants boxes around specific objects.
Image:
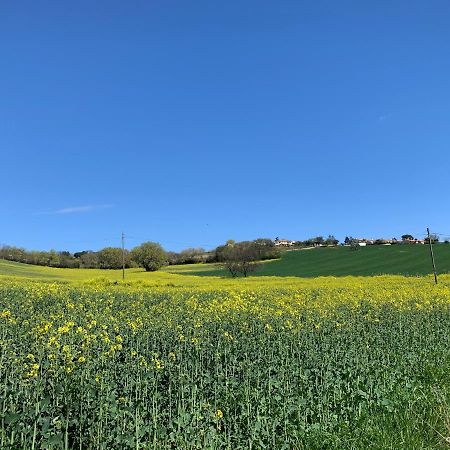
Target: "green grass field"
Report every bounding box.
[167,244,450,277]
[0,244,449,281]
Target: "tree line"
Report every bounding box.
[293,235,339,247]
[0,237,281,273]
[0,244,164,270]
[2,233,444,274]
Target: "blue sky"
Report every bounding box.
[2,0,450,252]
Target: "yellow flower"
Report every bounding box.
[216,409,223,419]
[139,357,147,367]
[26,363,40,378]
[224,331,234,341]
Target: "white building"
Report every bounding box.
[274,239,296,247]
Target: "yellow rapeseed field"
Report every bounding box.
[1,275,450,448]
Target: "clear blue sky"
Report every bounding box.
[2,1,450,252]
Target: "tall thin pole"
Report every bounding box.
[427,227,438,284]
[121,231,125,281]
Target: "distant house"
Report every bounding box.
[274,238,296,247]
[353,238,374,245]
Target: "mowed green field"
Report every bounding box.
[0,244,449,282]
[168,244,450,278]
[259,244,450,277]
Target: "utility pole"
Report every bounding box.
[121,231,125,281]
[427,227,438,284]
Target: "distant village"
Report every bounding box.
[274,235,427,248]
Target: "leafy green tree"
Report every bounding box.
[214,244,228,262]
[79,251,100,269]
[325,235,339,246]
[177,248,206,264]
[74,250,89,259]
[131,242,167,272]
[58,251,79,268]
[252,238,280,260]
[166,251,179,265]
[313,236,324,245]
[97,247,128,269]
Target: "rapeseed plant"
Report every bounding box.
[1,276,450,448]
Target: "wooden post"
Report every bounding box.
[427,227,438,284]
[121,232,125,281]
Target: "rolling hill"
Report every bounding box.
[0,244,449,281]
[166,244,450,277]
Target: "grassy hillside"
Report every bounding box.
[1,244,449,281]
[0,259,316,288]
[0,259,191,284]
[166,244,450,277]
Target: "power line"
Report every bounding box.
[126,236,217,249]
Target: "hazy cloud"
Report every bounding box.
[40,204,113,215]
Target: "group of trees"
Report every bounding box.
[0,238,279,277]
[0,246,81,268]
[167,248,211,265]
[402,234,440,244]
[342,233,442,247]
[214,239,280,262]
[0,242,168,271]
[214,239,281,277]
[295,235,339,247]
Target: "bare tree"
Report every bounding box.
[221,242,261,277]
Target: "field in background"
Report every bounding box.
[1,245,450,282]
[169,244,450,277]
